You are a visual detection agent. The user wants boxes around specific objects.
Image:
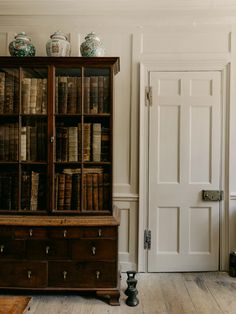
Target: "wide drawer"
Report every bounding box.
[0,239,25,258]
[26,239,69,259]
[0,260,47,287]
[48,261,117,288]
[71,239,117,260]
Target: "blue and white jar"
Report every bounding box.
[46,31,71,57]
[80,32,105,57]
[9,32,36,57]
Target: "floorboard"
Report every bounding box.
[1,272,236,314]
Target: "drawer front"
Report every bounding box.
[0,260,47,288]
[79,227,117,239]
[14,227,48,239]
[71,239,117,260]
[48,261,117,288]
[26,240,68,259]
[0,226,14,238]
[0,239,25,258]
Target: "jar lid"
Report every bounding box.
[85,32,101,42]
[15,32,31,41]
[50,31,68,40]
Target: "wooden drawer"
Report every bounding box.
[0,260,47,288]
[0,239,25,258]
[48,261,117,288]
[26,239,68,259]
[0,226,14,238]
[71,239,117,260]
[14,227,48,239]
[79,227,117,239]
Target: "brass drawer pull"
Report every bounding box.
[0,245,4,253]
[91,246,96,255]
[98,229,102,237]
[63,271,67,280]
[63,230,67,238]
[96,270,100,279]
[27,270,32,279]
[29,229,33,237]
[46,246,50,254]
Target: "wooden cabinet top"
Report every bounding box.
[0,57,120,75]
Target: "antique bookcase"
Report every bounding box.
[0,57,120,305]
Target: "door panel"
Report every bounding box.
[148,72,221,272]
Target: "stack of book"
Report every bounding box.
[0,71,19,114]
[56,75,109,114]
[0,123,18,161]
[0,173,17,210]
[20,122,47,161]
[55,168,110,211]
[56,123,110,162]
[21,171,47,211]
[21,77,47,114]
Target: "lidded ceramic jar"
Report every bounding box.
[46,31,71,57]
[80,32,105,57]
[9,32,36,57]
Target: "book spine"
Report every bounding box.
[20,126,27,161]
[83,123,91,161]
[0,72,5,114]
[68,126,78,161]
[30,171,39,211]
[64,173,72,210]
[83,77,90,113]
[21,78,31,114]
[90,76,98,114]
[92,123,101,162]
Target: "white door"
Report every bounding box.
[148,71,222,272]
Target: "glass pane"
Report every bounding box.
[21,116,47,162]
[0,68,19,114]
[84,68,110,114]
[20,165,47,211]
[0,118,19,161]
[0,166,18,210]
[55,68,81,114]
[21,68,48,114]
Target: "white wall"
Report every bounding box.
[1,7,236,271]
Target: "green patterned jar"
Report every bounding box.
[80,32,105,57]
[9,32,36,57]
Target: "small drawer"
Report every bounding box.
[14,227,48,239]
[0,260,47,288]
[48,261,117,288]
[71,239,117,260]
[26,239,68,259]
[0,239,25,258]
[79,227,117,239]
[0,226,14,238]
[48,228,74,239]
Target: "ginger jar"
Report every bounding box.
[46,31,71,57]
[80,32,105,57]
[9,32,36,57]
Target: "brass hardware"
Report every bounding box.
[0,245,4,253]
[145,86,153,106]
[144,230,151,250]
[202,190,223,201]
[92,246,96,255]
[96,270,100,279]
[50,136,54,143]
[27,270,32,279]
[98,229,102,237]
[29,229,33,237]
[63,230,67,238]
[63,271,67,280]
[46,246,50,254]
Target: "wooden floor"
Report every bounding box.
[4,272,235,314]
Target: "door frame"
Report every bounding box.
[138,60,230,272]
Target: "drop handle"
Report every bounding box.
[98,229,102,237]
[63,230,67,238]
[63,271,67,280]
[96,270,100,279]
[27,270,32,279]
[50,136,54,143]
[29,229,33,237]
[0,245,4,253]
[46,246,50,255]
[91,246,96,255]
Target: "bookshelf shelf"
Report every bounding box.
[0,57,120,305]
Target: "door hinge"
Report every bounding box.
[144,229,151,250]
[145,86,152,106]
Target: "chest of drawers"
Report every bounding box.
[0,211,120,305]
